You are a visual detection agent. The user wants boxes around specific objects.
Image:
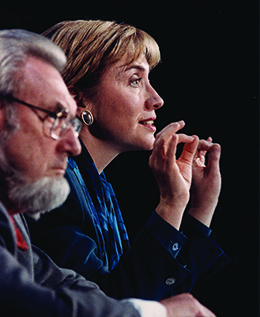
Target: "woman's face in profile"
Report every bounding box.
[92,54,164,153]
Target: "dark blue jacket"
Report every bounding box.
[27,143,230,300]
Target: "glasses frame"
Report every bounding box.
[0,93,81,140]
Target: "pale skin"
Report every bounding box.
[149,121,221,229]
[189,138,221,226]
[72,54,164,172]
[73,54,221,231]
[160,293,216,317]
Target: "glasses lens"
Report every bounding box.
[43,111,81,140]
[42,116,58,140]
[71,118,82,135]
[50,117,62,140]
[55,117,82,140]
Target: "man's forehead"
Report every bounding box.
[21,57,75,112]
[22,56,62,85]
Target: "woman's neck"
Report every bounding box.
[80,128,120,174]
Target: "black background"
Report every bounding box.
[0,1,258,315]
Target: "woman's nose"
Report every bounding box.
[145,85,164,110]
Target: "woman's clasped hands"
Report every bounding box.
[149,120,221,230]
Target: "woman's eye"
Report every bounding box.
[130,78,141,87]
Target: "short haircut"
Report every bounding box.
[43,20,161,98]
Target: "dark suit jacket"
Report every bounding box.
[27,144,231,301]
[0,203,140,316]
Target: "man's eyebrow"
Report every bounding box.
[50,102,69,115]
[55,102,66,110]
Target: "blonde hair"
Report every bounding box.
[43,20,161,98]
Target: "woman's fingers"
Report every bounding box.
[206,143,221,173]
[178,135,199,165]
[152,121,185,159]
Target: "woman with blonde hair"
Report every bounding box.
[28,20,230,300]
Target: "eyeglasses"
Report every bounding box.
[0,93,82,140]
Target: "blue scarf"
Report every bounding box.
[69,141,129,271]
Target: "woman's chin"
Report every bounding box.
[136,138,155,152]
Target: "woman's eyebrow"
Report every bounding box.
[117,63,150,79]
[125,64,146,72]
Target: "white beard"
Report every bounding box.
[9,175,70,220]
[0,151,70,220]
[0,112,70,219]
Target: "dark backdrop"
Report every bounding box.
[0,1,258,315]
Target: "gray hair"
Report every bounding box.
[0,29,66,96]
[0,29,67,143]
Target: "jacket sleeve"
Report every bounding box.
[0,206,141,317]
[94,211,230,300]
[0,247,142,317]
[142,211,231,295]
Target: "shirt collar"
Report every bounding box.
[10,215,28,251]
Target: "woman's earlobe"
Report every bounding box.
[81,110,94,126]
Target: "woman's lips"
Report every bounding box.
[139,118,157,132]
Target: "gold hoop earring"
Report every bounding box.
[81,110,94,126]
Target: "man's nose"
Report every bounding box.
[57,127,82,157]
